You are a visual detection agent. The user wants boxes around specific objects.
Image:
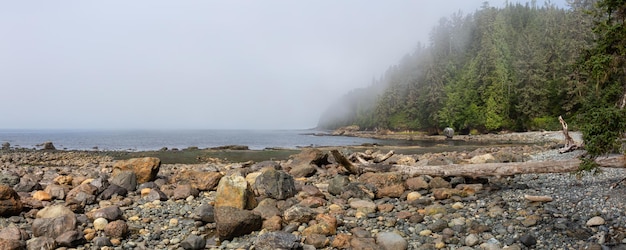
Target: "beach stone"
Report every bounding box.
[26,236,56,250]
[0,238,25,250]
[190,203,215,223]
[263,215,283,231]
[215,175,253,210]
[253,168,296,200]
[303,214,337,236]
[172,184,199,200]
[283,205,315,223]
[104,220,128,238]
[289,163,317,178]
[53,175,72,186]
[376,231,408,250]
[1,142,9,150]
[304,233,329,248]
[181,234,206,250]
[92,237,112,247]
[144,188,168,201]
[429,177,451,189]
[341,183,376,200]
[87,205,123,221]
[469,153,496,164]
[424,204,447,215]
[0,174,20,187]
[215,206,262,241]
[351,237,377,250]
[14,175,42,192]
[288,148,329,167]
[432,188,463,200]
[301,185,325,198]
[66,183,98,208]
[253,231,301,250]
[55,230,84,247]
[328,175,350,196]
[350,199,377,214]
[173,171,223,191]
[98,184,128,200]
[32,214,77,238]
[109,171,137,192]
[43,184,66,200]
[93,218,108,231]
[443,127,454,138]
[586,216,605,226]
[0,224,27,241]
[465,233,480,247]
[253,198,281,219]
[519,234,536,247]
[36,204,73,219]
[331,234,352,249]
[42,141,55,150]
[32,191,51,201]
[113,157,160,183]
[359,172,404,198]
[0,185,23,217]
[428,219,448,232]
[405,176,429,190]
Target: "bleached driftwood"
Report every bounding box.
[559,116,581,153]
[392,155,625,178]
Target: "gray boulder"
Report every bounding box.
[254,231,302,250]
[215,206,262,241]
[253,169,296,200]
[443,127,454,139]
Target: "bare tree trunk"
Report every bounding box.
[392,155,625,178]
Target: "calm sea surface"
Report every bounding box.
[0,129,388,151]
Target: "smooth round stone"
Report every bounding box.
[169,218,179,227]
[419,229,432,236]
[407,192,422,202]
[452,202,464,209]
[94,218,108,231]
[586,216,605,226]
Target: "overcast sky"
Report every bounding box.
[0,1,567,130]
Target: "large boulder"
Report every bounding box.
[253,169,296,200]
[0,185,22,217]
[109,171,137,192]
[359,172,405,198]
[113,157,160,183]
[215,206,262,241]
[215,175,254,210]
[172,171,223,191]
[32,214,77,239]
[285,148,329,171]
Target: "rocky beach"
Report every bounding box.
[0,131,625,250]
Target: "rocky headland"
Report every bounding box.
[0,131,624,250]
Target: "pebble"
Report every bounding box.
[586,216,605,226]
[93,217,108,231]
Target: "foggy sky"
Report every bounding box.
[0,1,567,130]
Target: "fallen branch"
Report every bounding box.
[374,150,394,163]
[331,149,361,175]
[392,155,626,178]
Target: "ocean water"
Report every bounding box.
[0,129,386,151]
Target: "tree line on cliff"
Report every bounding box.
[318,1,601,134]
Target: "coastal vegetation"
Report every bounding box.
[318,1,595,133]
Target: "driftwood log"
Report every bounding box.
[392,155,625,178]
[559,116,581,153]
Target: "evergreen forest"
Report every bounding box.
[317,1,604,134]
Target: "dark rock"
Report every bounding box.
[253,169,296,200]
[92,236,112,247]
[0,238,25,250]
[14,175,41,192]
[215,206,262,241]
[144,189,168,202]
[109,171,137,192]
[65,183,98,208]
[328,175,350,196]
[253,231,301,250]
[405,176,429,190]
[172,184,199,200]
[42,142,55,150]
[104,220,128,238]
[89,176,109,194]
[26,236,56,250]
[112,157,160,183]
[427,219,448,233]
[43,184,66,200]
[98,184,127,200]
[86,206,123,221]
[0,185,23,217]
[138,182,158,190]
[340,183,376,200]
[32,214,77,238]
[55,230,84,247]
[429,177,451,189]
[0,173,20,187]
[210,145,249,150]
[1,142,9,150]
[190,204,215,223]
[181,235,206,250]
[519,234,536,247]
